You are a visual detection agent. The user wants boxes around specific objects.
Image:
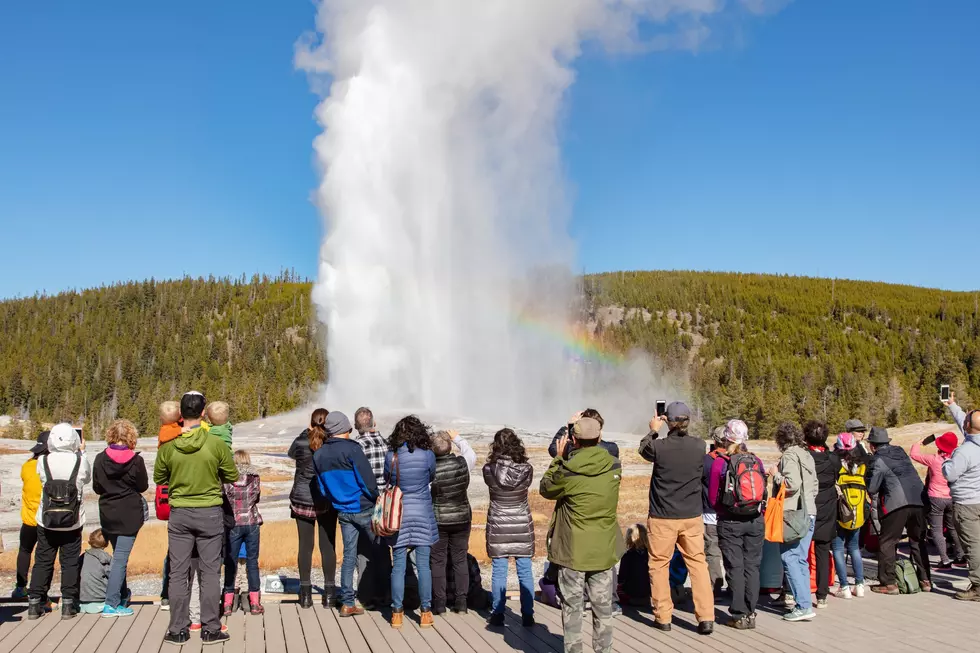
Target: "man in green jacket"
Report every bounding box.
[540,417,624,653]
[154,391,238,646]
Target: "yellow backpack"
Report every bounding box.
[837,463,869,530]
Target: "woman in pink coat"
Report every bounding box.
[910,432,965,569]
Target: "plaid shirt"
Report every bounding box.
[223,465,263,526]
[355,430,388,489]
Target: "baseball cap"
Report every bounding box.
[324,411,353,436]
[31,430,50,456]
[572,417,601,441]
[712,426,728,445]
[844,418,867,433]
[665,402,691,421]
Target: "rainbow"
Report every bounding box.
[513,312,624,365]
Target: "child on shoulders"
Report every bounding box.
[205,401,233,449]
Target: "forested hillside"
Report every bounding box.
[2,271,978,440]
[0,273,323,438]
[586,271,980,437]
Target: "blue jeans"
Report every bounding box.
[105,534,136,609]
[392,546,431,611]
[491,557,534,618]
[338,510,374,607]
[223,525,261,593]
[779,516,815,611]
[831,527,864,587]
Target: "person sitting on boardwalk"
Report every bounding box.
[484,428,536,628]
[386,416,439,629]
[540,417,624,653]
[638,402,715,635]
[943,393,980,601]
[867,426,931,594]
[911,431,964,570]
[155,391,238,646]
[311,411,379,618]
[429,429,477,615]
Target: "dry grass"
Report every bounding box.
[0,446,31,456]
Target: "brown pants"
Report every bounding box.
[646,517,715,624]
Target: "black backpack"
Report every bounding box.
[41,453,82,529]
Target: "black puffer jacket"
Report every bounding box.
[484,456,534,558]
[288,430,320,508]
[432,454,471,526]
[809,447,841,542]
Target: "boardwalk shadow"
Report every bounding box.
[0,605,27,623]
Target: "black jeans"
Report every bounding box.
[813,538,832,600]
[431,522,471,609]
[717,517,764,617]
[295,511,338,588]
[878,506,931,586]
[28,527,82,604]
[17,524,39,588]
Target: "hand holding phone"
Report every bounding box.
[923,434,936,446]
[941,385,951,402]
[656,400,667,417]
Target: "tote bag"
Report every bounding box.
[372,453,404,537]
[764,482,786,543]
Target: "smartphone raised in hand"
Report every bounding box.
[941,385,951,402]
[656,400,667,418]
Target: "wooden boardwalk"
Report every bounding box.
[0,575,975,653]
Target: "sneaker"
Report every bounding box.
[954,585,980,602]
[782,608,815,622]
[747,613,757,630]
[611,603,623,616]
[202,630,231,646]
[725,615,752,630]
[936,562,954,572]
[953,558,969,568]
[121,590,132,609]
[833,586,852,600]
[854,583,865,598]
[522,615,535,628]
[160,599,170,611]
[488,613,505,627]
[775,592,796,608]
[164,630,190,645]
[11,586,28,601]
[102,605,135,618]
[816,598,828,609]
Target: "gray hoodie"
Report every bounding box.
[943,404,980,505]
[79,547,111,604]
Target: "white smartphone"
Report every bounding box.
[941,385,951,402]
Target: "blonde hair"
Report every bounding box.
[88,529,107,549]
[105,419,139,450]
[625,523,648,552]
[159,401,180,425]
[205,401,230,426]
[233,449,251,466]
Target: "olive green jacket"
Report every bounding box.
[539,446,626,572]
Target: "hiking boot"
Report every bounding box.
[339,604,365,618]
[854,583,865,598]
[420,611,434,628]
[431,602,446,616]
[451,599,468,614]
[920,580,933,593]
[223,591,236,617]
[164,630,190,645]
[954,585,980,602]
[391,609,404,629]
[871,584,899,595]
[249,592,265,616]
[11,586,28,601]
[298,585,313,609]
[747,613,757,629]
[488,612,505,627]
[782,608,815,622]
[816,598,828,609]
[322,586,338,609]
[697,621,714,635]
[27,598,45,620]
[652,620,671,632]
[61,600,78,620]
[834,586,852,599]
[522,615,535,628]
[725,615,752,630]
[202,630,231,646]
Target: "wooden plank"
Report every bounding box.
[0,610,45,653]
[137,608,172,653]
[365,610,411,653]
[0,611,24,645]
[495,611,564,653]
[119,604,158,652]
[281,603,309,653]
[180,630,203,653]
[313,604,350,653]
[221,611,245,653]
[244,610,266,653]
[296,604,328,653]
[452,611,536,653]
[53,612,100,653]
[263,603,287,653]
[21,611,77,653]
[349,609,394,653]
[334,609,371,653]
[424,613,479,653]
[532,603,653,653]
[91,605,140,653]
[72,611,116,653]
[385,612,433,653]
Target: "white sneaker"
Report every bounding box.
[833,586,853,600]
[854,584,865,598]
[816,598,829,609]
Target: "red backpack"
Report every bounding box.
[155,485,171,521]
[720,453,767,516]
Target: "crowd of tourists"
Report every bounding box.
[9,390,980,651]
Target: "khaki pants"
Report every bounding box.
[646,517,715,624]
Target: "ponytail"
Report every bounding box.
[309,407,329,452]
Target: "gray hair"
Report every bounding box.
[431,430,452,457]
[354,407,374,434]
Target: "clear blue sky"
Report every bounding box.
[1,0,977,298]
